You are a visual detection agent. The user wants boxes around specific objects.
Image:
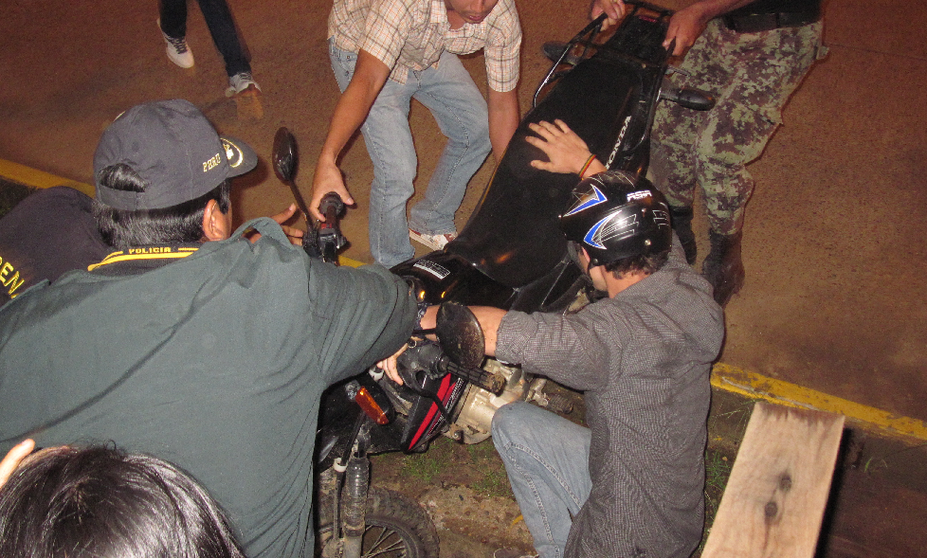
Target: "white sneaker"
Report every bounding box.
[158,19,194,69]
[226,72,262,97]
[409,229,457,251]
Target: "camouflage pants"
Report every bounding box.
[650,18,826,235]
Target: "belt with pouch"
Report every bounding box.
[723,8,821,33]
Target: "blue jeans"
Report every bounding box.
[329,42,492,267]
[491,401,592,558]
[159,0,251,77]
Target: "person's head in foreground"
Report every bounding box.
[0,444,245,558]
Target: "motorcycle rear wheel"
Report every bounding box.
[316,486,440,558]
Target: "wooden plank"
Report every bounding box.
[701,401,845,558]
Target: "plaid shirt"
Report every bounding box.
[329,0,521,92]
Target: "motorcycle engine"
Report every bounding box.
[443,358,528,444]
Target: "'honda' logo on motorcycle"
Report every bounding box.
[605,116,632,168]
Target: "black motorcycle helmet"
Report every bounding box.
[559,170,672,267]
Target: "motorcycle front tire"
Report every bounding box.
[316,486,440,558]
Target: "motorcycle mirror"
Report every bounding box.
[435,302,486,369]
[272,127,298,183]
[272,127,313,222]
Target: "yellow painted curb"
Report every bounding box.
[711,363,927,443]
[0,159,94,197]
[338,256,363,268]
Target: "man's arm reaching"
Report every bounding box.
[488,88,520,161]
[310,50,391,221]
[663,0,756,56]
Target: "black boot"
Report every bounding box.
[702,231,745,307]
[670,206,697,265]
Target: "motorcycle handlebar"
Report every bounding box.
[436,356,505,396]
[319,192,345,225]
[303,192,348,264]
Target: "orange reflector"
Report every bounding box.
[355,387,389,425]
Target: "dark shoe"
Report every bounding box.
[542,41,581,66]
[702,231,745,306]
[669,205,697,265]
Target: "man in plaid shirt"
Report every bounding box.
[309,0,522,267]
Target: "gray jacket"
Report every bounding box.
[497,239,725,558]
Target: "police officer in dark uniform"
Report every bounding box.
[0,186,110,306]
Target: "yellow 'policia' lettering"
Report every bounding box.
[87,247,199,271]
[129,247,174,255]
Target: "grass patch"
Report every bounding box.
[465,439,514,498]
[381,436,516,499]
[464,439,497,459]
[695,447,734,555]
[470,458,512,498]
[704,449,732,519]
[398,448,446,484]
[707,392,754,452]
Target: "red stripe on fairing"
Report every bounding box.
[408,375,455,449]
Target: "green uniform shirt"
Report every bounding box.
[0,218,417,557]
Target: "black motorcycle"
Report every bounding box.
[276,3,714,556]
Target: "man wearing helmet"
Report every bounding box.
[386,119,725,558]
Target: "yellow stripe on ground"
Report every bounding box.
[0,159,94,197]
[711,363,927,442]
[338,256,363,268]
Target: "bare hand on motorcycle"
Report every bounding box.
[377,343,410,386]
[527,120,606,178]
[245,204,306,246]
[590,0,626,31]
[664,0,750,57]
[271,204,307,246]
[0,439,34,489]
[310,161,355,222]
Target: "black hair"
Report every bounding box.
[93,164,231,249]
[603,250,669,278]
[0,444,245,558]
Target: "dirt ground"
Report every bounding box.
[1,0,926,556]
